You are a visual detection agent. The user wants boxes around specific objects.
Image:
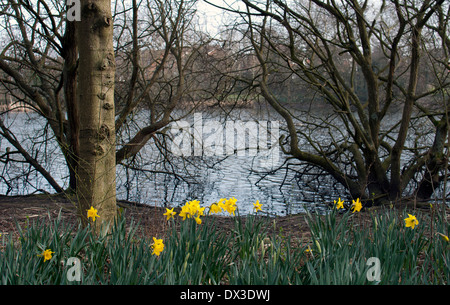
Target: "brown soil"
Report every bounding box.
[0,193,314,242]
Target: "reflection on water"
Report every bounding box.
[115,108,347,215]
[0,108,439,216]
[116,152,322,216]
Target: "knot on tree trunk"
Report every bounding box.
[98,124,111,141]
[99,53,115,70]
[102,103,113,110]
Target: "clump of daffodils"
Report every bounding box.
[333,197,362,213]
[165,197,260,224]
[209,197,238,216]
[179,200,206,224]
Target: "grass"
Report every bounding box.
[0,201,449,285]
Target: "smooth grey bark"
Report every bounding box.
[76,0,117,229]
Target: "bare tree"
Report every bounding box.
[0,0,220,213]
[220,0,450,207]
[0,0,71,192]
[114,0,209,164]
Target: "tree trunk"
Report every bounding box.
[416,117,449,200]
[389,26,422,201]
[62,16,79,192]
[76,0,117,230]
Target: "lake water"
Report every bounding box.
[0,108,439,215]
[114,108,344,215]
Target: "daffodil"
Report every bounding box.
[334,198,344,209]
[87,206,100,222]
[209,203,222,214]
[253,200,262,213]
[163,208,176,220]
[184,200,199,217]
[437,232,449,242]
[217,198,227,210]
[178,200,205,224]
[179,205,189,220]
[404,214,419,229]
[152,237,164,256]
[351,198,362,213]
[224,202,237,215]
[222,197,237,215]
[197,206,206,216]
[188,200,201,214]
[227,197,237,206]
[38,249,54,262]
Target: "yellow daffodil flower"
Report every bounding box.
[87,206,100,222]
[151,237,164,256]
[334,198,344,209]
[220,197,237,215]
[188,200,200,213]
[38,249,55,262]
[227,197,237,206]
[351,198,362,213]
[163,208,176,220]
[253,200,262,212]
[197,206,206,217]
[179,205,189,220]
[404,214,419,229]
[209,203,222,214]
[225,203,237,215]
[217,198,227,210]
